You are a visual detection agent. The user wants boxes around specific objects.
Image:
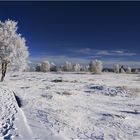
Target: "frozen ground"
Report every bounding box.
[0,86,18,139]
[0,72,140,139]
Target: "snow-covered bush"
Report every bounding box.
[63,61,73,72]
[0,20,29,81]
[89,60,103,74]
[126,67,131,74]
[40,61,50,72]
[114,64,120,73]
[73,64,81,72]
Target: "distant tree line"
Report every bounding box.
[29,60,140,74]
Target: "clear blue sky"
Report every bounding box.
[0,1,140,67]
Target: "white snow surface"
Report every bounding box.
[0,72,140,140]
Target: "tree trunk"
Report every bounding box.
[1,61,8,82]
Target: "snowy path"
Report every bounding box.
[0,86,18,139]
[0,85,66,139]
[0,86,34,139]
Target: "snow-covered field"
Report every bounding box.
[0,72,140,139]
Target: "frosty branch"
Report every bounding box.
[0,20,29,81]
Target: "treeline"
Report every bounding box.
[29,60,140,74]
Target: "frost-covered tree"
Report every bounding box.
[0,20,29,81]
[89,60,103,74]
[73,64,81,72]
[114,64,120,73]
[120,65,125,73]
[40,61,50,72]
[134,69,139,74]
[80,65,89,72]
[126,67,131,74]
[81,65,89,72]
[63,61,73,72]
[9,36,29,71]
[85,65,90,72]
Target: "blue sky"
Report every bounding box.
[0,1,140,67]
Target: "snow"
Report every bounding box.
[0,86,18,139]
[0,72,140,139]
